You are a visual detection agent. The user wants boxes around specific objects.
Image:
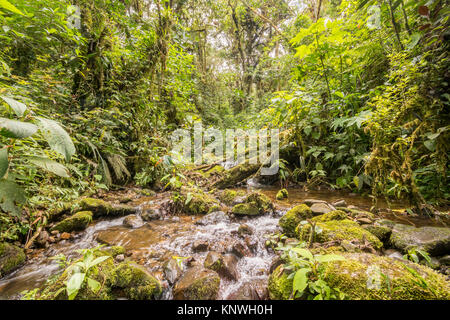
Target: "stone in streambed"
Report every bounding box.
[164,258,183,284]
[238,224,254,236]
[123,214,143,229]
[231,192,274,216]
[173,266,220,300]
[0,242,26,278]
[276,189,288,200]
[51,211,92,233]
[310,202,334,215]
[204,252,238,281]
[278,204,312,237]
[227,280,268,300]
[192,240,209,252]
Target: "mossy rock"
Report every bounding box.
[51,211,93,233]
[232,202,260,216]
[0,242,26,278]
[213,162,260,189]
[323,252,450,300]
[267,265,293,300]
[204,251,224,272]
[311,210,348,223]
[177,191,219,215]
[389,224,450,256]
[276,189,288,200]
[296,219,383,250]
[203,165,225,178]
[247,192,273,214]
[35,252,161,300]
[173,266,220,300]
[337,207,375,219]
[79,198,136,218]
[102,246,126,258]
[363,225,392,244]
[218,189,245,205]
[279,204,312,237]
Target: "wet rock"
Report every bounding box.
[195,211,228,226]
[439,255,450,266]
[390,224,450,256]
[123,214,143,229]
[231,192,273,216]
[268,265,292,300]
[51,211,93,233]
[383,249,404,260]
[363,224,392,244]
[221,254,239,281]
[302,199,328,206]
[0,242,26,278]
[173,266,220,300]
[218,189,245,206]
[279,204,313,237]
[175,191,220,215]
[232,203,259,216]
[141,209,162,221]
[227,280,269,300]
[204,252,224,272]
[276,189,288,200]
[192,240,209,253]
[238,224,254,236]
[115,254,125,262]
[297,219,383,250]
[231,241,251,258]
[269,257,283,274]
[37,230,50,247]
[310,202,334,215]
[79,198,136,218]
[103,246,126,257]
[356,217,373,225]
[332,200,347,207]
[311,210,348,223]
[60,232,71,240]
[164,258,183,284]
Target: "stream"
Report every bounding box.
[0,186,444,300]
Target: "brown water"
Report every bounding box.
[0,186,445,300]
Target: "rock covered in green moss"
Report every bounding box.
[179,191,219,215]
[296,219,383,250]
[213,162,260,189]
[204,251,224,272]
[113,262,162,300]
[322,252,450,300]
[276,189,288,200]
[389,224,450,256]
[51,211,93,233]
[267,265,292,300]
[363,225,392,243]
[0,242,26,278]
[279,204,312,237]
[232,202,260,216]
[218,189,245,205]
[203,165,225,178]
[173,266,220,300]
[311,210,348,223]
[102,246,126,258]
[79,198,136,218]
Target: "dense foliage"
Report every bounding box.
[0,0,448,242]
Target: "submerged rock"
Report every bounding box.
[297,219,383,250]
[389,224,450,256]
[173,266,220,300]
[141,208,162,221]
[192,240,209,253]
[51,211,93,233]
[279,204,312,237]
[203,252,238,281]
[0,242,26,278]
[238,224,254,236]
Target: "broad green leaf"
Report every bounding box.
[87,278,101,293]
[0,118,38,139]
[0,0,24,15]
[37,117,76,161]
[1,96,27,117]
[293,268,311,295]
[353,176,360,189]
[315,254,345,263]
[89,255,111,268]
[0,179,26,216]
[27,156,70,178]
[291,248,314,260]
[66,272,85,300]
[424,140,436,152]
[0,148,8,179]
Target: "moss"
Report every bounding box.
[322,252,450,300]
[0,242,26,277]
[213,161,260,189]
[180,191,219,215]
[203,165,225,178]
[297,219,383,250]
[337,207,375,219]
[102,246,126,258]
[279,204,312,237]
[79,198,135,217]
[246,192,273,214]
[51,211,93,233]
[276,189,288,200]
[311,210,348,223]
[218,189,245,205]
[173,267,221,300]
[232,202,260,216]
[113,262,162,300]
[268,265,293,300]
[363,225,392,243]
[204,252,224,272]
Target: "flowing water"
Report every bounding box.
[0,186,444,300]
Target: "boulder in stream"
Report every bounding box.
[279,204,313,237]
[173,266,220,300]
[164,258,183,285]
[389,224,450,256]
[0,242,26,278]
[231,192,274,216]
[51,211,93,233]
[123,214,143,229]
[227,280,269,300]
[204,252,238,281]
